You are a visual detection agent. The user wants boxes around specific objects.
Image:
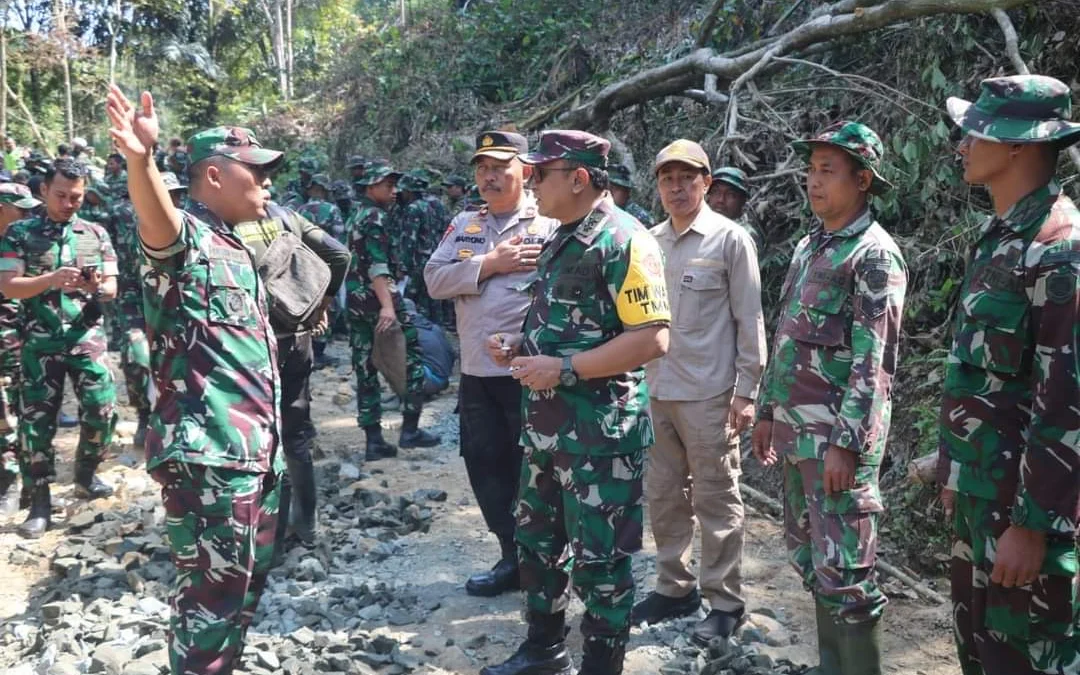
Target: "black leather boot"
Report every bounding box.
[18,483,50,539]
[577,636,627,675]
[73,465,113,500]
[630,589,701,626]
[467,536,520,597]
[364,425,397,461]
[480,610,573,675]
[272,471,293,567]
[133,409,150,450]
[286,455,317,546]
[398,399,440,449]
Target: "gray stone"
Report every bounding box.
[291,626,316,647]
[135,597,170,617]
[52,558,83,578]
[90,644,132,675]
[121,658,165,675]
[339,463,362,481]
[255,649,280,670]
[358,603,384,621]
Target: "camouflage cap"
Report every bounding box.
[654,139,710,174]
[330,179,354,201]
[607,163,634,189]
[472,131,529,163]
[0,182,40,209]
[397,169,430,193]
[355,158,402,187]
[520,130,610,169]
[946,74,1080,148]
[186,126,284,171]
[711,167,749,195]
[298,157,320,174]
[346,154,368,170]
[309,172,333,191]
[160,171,187,193]
[86,181,111,201]
[442,174,468,187]
[791,121,893,194]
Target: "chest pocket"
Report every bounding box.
[951,288,1029,376]
[548,272,604,336]
[789,282,848,347]
[207,255,259,329]
[24,237,56,274]
[74,232,102,269]
[676,263,726,331]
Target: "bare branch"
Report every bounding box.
[990,8,1029,75]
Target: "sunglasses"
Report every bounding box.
[531,165,578,184]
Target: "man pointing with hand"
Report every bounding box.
[425,130,557,597]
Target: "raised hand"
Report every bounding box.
[105,85,159,160]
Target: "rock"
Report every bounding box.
[358,603,384,621]
[52,557,83,578]
[67,509,101,531]
[255,648,280,670]
[296,557,328,582]
[121,658,165,675]
[135,597,170,617]
[41,601,67,621]
[437,646,473,672]
[90,644,132,675]
[291,626,316,647]
[339,463,362,481]
[464,634,487,650]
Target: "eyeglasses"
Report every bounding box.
[531,166,578,184]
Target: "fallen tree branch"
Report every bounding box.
[740,482,948,606]
[558,0,1036,130]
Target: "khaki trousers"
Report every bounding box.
[647,392,745,612]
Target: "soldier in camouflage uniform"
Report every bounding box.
[283,157,319,210]
[937,75,1080,675]
[607,163,656,227]
[330,178,355,224]
[442,174,468,214]
[346,160,441,459]
[418,172,455,328]
[752,122,907,675]
[160,170,189,209]
[708,167,764,252]
[0,158,120,539]
[80,181,113,227]
[392,170,436,317]
[297,173,346,370]
[0,184,41,515]
[104,153,127,196]
[483,131,670,675]
[108,85,286,675]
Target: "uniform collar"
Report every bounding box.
[568,195,615,244]
[812,207,874,241]
[355,195,386,211]
[186,200,233,236]
[985,180,1060,235]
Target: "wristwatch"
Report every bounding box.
[559,355,578,388]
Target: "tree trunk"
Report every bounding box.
[274,0,287,101]
[54,0,73,142]
[285,0,293,100]
[0,1,8,139]
[108,0,120,85]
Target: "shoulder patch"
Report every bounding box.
[615,232,670,327]
[1046,269,1076,304]
[864,268,889,293]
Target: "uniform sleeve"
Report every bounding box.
[288,209,350,297]
[1011,246,1080,535]
[99,226,119,277]
[141,213,190,263]
[725,228,768,400]
[608,230,670,330]
[363,210,392,282]
[0,225,26,276]
[424,214,483,299]
[828,248,907,453]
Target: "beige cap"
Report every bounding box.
[654,139,710,174]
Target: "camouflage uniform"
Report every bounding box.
[938,76,1080,675]
[711,168,764,252]
[298,197,346,244]
[607,163,656,229]
[344,163,426,428]
[515,132,671,656]
[283,157,319,210]
[110,198,151,421]
[757,123,906,626]
[0,213,119,487]
[105,169,127,197]
[142,126,285,675]
[392,172,439,317]
[330,179,355,224]
[79,182,113,229]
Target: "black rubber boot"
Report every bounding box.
[480,610,573,675]
[272,472,293,567]
[286,454,317,546]
[630,589,701,626]
[577,635,627,675]
[133,409,150,450]
[807,599,841,675]
[73,465,113,500]
[398,403,440,449]
[836,615,882,675]
[17,484,50,539]
[364,425,397,461]
[0,471,20,516]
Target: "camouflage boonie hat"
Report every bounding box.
[711,167,749,196]
[346,155,368,170]
[607,163,635,189]
[472,131,529,163]
[330,179,354,201]
[946,74,1080,148]
[86,181,111,202]
[654,139,710,174]
[355,159,402,187]
[298,157,320,174]
[0,182,40,209]
[520,130,610,169]
[186,126,284,171]
[309,172,333,191]
[397,170,429,193]
[791,121,893,194]
[160,171,187,193]
[442,174,468,188]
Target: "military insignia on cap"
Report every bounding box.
[458,249,474,259]
[464,224,483,234]
[481,136,494,147]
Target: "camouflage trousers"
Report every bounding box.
[516,446,644,647]
[121,324,151,414]
[783,456,887,623]
[152,461,280,675]
[18,339,117,487]
[347,301,423,428]
[950,493,1080,675]
[0,331,20,479]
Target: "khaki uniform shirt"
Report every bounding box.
[647,206,766,402]
[424,193,557,377]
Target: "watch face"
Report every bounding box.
[559,370,577,387]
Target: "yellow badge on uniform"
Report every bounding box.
[464,224,483,234]
[526,224,540,235]
[458,249,474,259]
[616,232,670,327]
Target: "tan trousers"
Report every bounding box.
[647,393,745,612]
